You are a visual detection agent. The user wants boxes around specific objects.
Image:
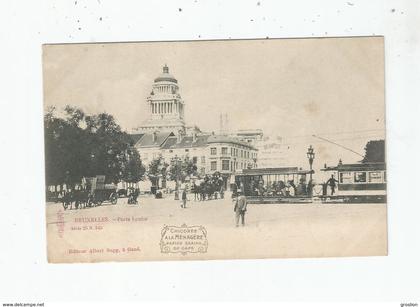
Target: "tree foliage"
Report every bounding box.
[147,156,168,188]
[168,156,198,183]
[362,139,385,163]
[44,105,145,186]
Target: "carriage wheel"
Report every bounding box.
[111,197,117,205]
[63,202,68,210]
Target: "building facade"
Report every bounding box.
[206,135,258,175]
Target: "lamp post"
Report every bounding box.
[306,145,315,182]
[173,156,181,200]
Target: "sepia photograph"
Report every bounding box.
[43,37,387,262]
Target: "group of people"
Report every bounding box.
[240,178,314,198]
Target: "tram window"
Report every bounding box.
[339,172,352,184]
[354,172,367,183]
[368,172,382,183]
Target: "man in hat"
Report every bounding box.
[234,190,248,227]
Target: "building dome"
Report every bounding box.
[154,64,178,83]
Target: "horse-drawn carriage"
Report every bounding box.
[61,176,118,210]
[88,187,118,206]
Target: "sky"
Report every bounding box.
[43,37,385,170]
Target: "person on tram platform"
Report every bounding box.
[326,174,339,195]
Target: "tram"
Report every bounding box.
[320,162,386,203]
[233,167,314,204]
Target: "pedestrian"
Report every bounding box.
[326,174,338,195]
[234,190,248,227]
[181,189,188,208]
[193,183,198,201]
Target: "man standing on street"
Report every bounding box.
[181,189,188,208]
[234,190,248,227]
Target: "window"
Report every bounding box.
[201,156,205,164]
[211,161,217,171]
[339,172,352,184]
[354,172,367,183]
[169,150,173,153]
[221,147,228,155]
[383,171,386,182]
[368,172,382,183]
[185,149,189,152]
[192,156,198,164]
[210,147,217,155]
[222,160,230,171]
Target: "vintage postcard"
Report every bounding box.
[43,37,387,262]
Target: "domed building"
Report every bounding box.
[131,65,258,189]
[135,65,186,134]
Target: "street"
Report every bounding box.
[46,194,388,262]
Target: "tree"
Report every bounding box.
[362,140,385,163]
[44,105,140,188]
[147,156,168,188]
[168,156,198,188]
[122,147,146,184]
[84,112,132,183]
[44,106,90,188]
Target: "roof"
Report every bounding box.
[235,129,264,136]
[162,135,210,149]
[134,132,174,148]
[207,135,257,150]
[240,167,314,176]
[129,133,144,145]
[154,65,178,83]
[322,162,386,172]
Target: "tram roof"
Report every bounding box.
[238,167,314,176]
[322,162,386,172]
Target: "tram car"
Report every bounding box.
[320,162,386,203]
[233,167,314,204]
